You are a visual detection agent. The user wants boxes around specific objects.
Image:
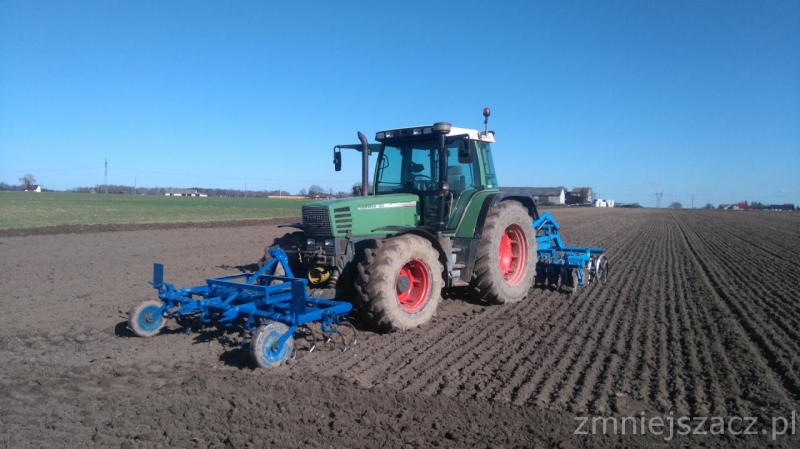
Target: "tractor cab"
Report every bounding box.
[371,125,498,230]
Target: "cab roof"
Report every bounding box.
[375,125,495,143]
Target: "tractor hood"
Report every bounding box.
[301,194,419,237]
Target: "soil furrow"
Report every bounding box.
[673,214,799,415]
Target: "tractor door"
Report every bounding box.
[444,140,482,230]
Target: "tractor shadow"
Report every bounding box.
[443,286,484,305]
[114,318,257,369]
[216,263,259,273]
[180,323,255,369]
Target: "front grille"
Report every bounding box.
[302,206,332,235]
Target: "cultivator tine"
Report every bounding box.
[302,324,317,354]
[340,322,358,348]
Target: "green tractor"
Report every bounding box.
[262,109,538,331]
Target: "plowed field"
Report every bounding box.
[1,209,798,447]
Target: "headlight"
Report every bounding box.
[324,239,334,247]
[306,238,316,247]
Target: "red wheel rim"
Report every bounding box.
[396,259,431,313]
[498,223,528,286]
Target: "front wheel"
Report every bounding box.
[357,234,444,332]
[469,201,537,304]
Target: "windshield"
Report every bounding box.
[374,139,480,194]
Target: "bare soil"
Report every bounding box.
[1,209,798,448]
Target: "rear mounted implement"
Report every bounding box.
[533,212,608,293]
[128,248,355,369]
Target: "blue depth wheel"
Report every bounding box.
[129,300,166,337]
[250,321,294,369]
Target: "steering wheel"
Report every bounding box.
[412,174,432,182]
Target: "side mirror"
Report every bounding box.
[458,140,474,164]
[334,149,342,171]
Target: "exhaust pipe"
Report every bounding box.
[357,131,369,197]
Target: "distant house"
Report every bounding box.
[723,203,752,210]
[565,191,582,205]
[25,185,42,193]
[571,187,593,204]
[165,189,208,197]
[500,187,566,205]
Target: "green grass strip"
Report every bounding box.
[0,192,309,230]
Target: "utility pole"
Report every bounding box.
[655,191,663,208]
[134,178,137,195]
[692,194,694,209]
[245,182,247,197]
[104,158,108,194]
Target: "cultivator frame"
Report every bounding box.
[128,249,355,368]
[533,212,608,293]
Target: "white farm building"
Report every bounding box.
[165,189,208,197]
[500,187,566,205]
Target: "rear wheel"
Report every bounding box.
[469,201,537,304]
[357,234,444,332]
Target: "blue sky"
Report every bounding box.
[1,0,798,207]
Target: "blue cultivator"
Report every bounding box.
[533,212,609,294]
[128,248,355,369]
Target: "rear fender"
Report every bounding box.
[473,193,538,239]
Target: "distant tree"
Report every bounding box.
[298,188,307,197]
[19,174,37,190]
[631,202,641,208]
[703,203,714,209]
[669,202,683,209]
[308,185,325,197]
